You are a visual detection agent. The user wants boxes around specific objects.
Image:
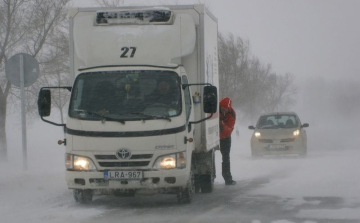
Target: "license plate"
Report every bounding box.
[268,144,286,150]
[104,171,143,180]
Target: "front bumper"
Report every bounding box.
[251,137,306,156]
[65,168,189,193]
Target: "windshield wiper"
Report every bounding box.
[73,110,126,124]
[100,115,126,124]
[121,112,171,122]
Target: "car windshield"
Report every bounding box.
[69,70,182,121]
[256,114,299,129]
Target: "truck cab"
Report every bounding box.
[38,5,219,204]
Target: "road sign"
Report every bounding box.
[5,53,40,171]
[5,53,39,87]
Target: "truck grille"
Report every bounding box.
[94,153,153,168]
[98,161,150,167]
[281,138,295,142]
[95,154,153,160]
[259,139,273,143]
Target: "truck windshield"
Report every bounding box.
[69,70,182,121]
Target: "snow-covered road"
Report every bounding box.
[1,119,359,223]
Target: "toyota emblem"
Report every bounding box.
[116,149,131,159]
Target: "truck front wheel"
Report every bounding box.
[73,189,93,203]
[177,171,194,204]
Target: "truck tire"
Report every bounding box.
[177,171,194,204]
[73,189,93,203]
[200,174,213,193]
[194,182,200,194]
[192,154,201,193]
[194,173,200,193]
[200,150,215,193]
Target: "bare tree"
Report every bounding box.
[218,32,297,121]
[158,0,212,9]
[301,77,360,121]
[95,0,124,7]
[0,0,69,162]
[0,0,28,162]
[218,33,250,102]
[30,26,71,123]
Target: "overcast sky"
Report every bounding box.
[72,0,360,81]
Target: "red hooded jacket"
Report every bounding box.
[219,97,236,139]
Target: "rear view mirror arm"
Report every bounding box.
[38,86,72,127]
[40,117,66,127]
[189,113,213,125]
[182,83,212,90]
[42,86,72,92]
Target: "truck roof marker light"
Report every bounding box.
[95,9,174,26]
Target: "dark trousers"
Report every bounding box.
[220,137,232,182]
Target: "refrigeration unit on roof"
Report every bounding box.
[95,9,174,25]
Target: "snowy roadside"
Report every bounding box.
[1,117,360,222]
[224,123,360,221]
[0,170,105,223]
[0,119,105,223]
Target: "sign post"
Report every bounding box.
[20,54,28,169]
[5,53,39,170]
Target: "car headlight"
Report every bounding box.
[65,154,97,171]
[293,130,300,136]
[254,131,261,138]
[152,152,186,170]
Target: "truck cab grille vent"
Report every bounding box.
[95,154,153,160]
[98,161,150,167]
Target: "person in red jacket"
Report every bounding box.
[219,97,236,185]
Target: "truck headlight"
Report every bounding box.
[293,130,300,136]
[65,154,97,171]
[152,152,186,170]
[254,131,261,138]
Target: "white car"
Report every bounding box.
[248,112,309,157]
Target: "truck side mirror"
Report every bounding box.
[38,89,51,117]
[248,126,255,130]
[203,86,217,113]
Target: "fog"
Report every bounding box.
[1,0,360,222]
[71,0,360,81]
[2,113,360,222]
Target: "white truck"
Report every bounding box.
[38,4,220,204]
